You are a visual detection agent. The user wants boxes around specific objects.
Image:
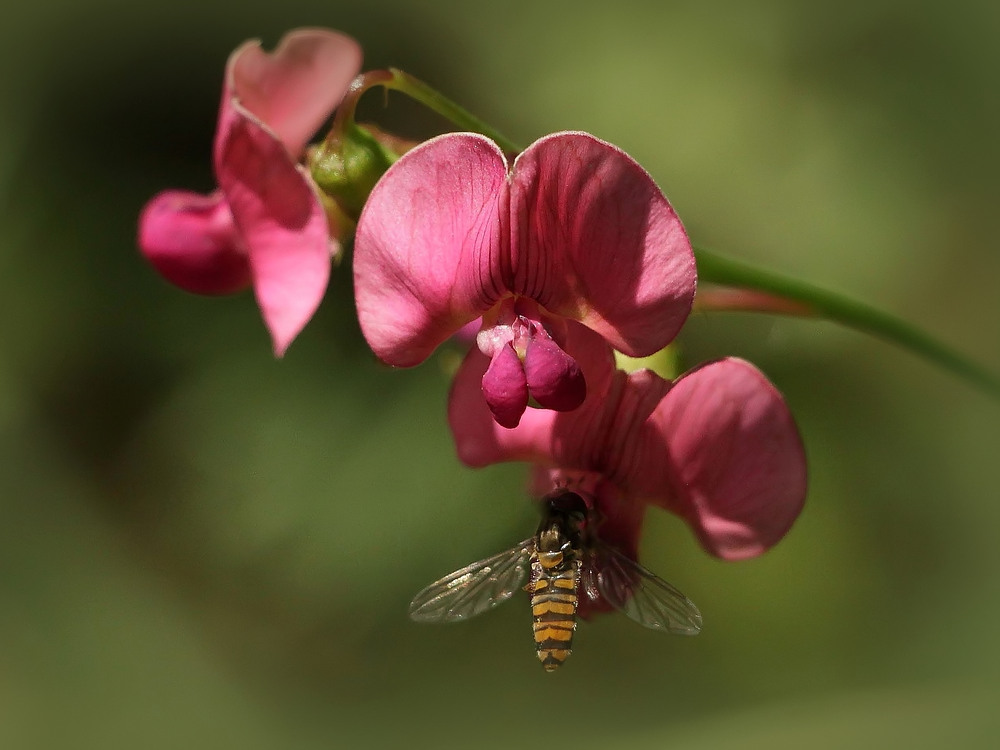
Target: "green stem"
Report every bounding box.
[383,69,522,154]
[327,68,521,155]
[693,247,1000,399]
[313,69,522,219]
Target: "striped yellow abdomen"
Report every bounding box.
[530,553,580,672]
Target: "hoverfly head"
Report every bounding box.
[540,489,590,548]
[545,489,588,518]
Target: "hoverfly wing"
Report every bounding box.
[408,539,534,623]
[584,543,703,635]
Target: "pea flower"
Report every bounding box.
[448,323,807,583]
[138,29,362,355]
[353,131,696,426]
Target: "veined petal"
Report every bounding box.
[354,133,508,366]
[639,358,807,560]
[509,132,696,356]
[137,189,251,294]
[226,29,362,158]
[215,110,332,356]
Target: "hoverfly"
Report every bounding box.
[409,489,702,671]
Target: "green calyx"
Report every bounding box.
[310,122,398,221]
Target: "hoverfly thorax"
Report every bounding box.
[537,490,589,547]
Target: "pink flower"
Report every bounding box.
[353,131,696,426]
[449,323,807,576]
[138,29,362,355]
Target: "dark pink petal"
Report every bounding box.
[137,189,251,294]
[449,323,617,467]
[523,337,586,411]
[481,344,529,429]
[215,95,333,356]
[508,132,696,356]
[638,358,807,560]
[354,133,507,366]
[226,29,362,158]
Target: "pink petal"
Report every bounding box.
[215,110,332,356]
[508,132,696,356]
[137,189,251,294]
[226,29,362,158]
[449,323,618,467]
[354,133,508,366]
[481,344,529,429]
[207,28,359,355]
[523,337,586,411]
[639,358,807,560]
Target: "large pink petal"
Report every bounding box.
[508,132,696,356]
[354,133,508,366]
[215,110,332,356]
[137,189,251,295]
[638,358,807,560]
[226,29,362,158]
[449,323,618,467]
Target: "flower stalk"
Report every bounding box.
[322,68,519,156]
[693,247,1000,399]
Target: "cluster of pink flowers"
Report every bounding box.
[138,29,807,614]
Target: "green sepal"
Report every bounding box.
[309,122,398,221]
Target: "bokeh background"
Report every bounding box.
[2,0,999,747]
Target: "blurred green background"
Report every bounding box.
[2,0,999,747]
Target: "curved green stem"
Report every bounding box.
[382,68,522,154]
[313,69,522,220]
[327,68,520,155]
[693,247,1000,399]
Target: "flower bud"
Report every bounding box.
[310,123,398,220]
